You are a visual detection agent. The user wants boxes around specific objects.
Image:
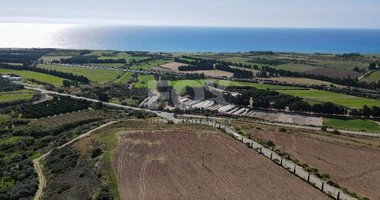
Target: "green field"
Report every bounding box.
[361,71,380,83]
[115,72,133,83]
[0,68,65,87]
[130,59,171,70]
[279,90,380,108]
[135,75,156,89]
[169,79,210,92]
[37,64,123,82]
[323,118,380,133]
[0,90,34,103]
[274,64,318,72]
[215,80,302,90]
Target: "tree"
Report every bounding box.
[369,63,376,70]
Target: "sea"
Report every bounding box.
[1,23,380,53]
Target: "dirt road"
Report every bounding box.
[33,121,117,200]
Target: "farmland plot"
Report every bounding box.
[113,129,328,200]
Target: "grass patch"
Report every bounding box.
[0,93,34,103]
[169,79,209,93]
[279,90,380,108]
[361,71,380,83]
[37,64,123,82]
[0,68,65,87]
[215,80,302,90]
[115,72,133,83]
[135,75,156,89]
[98,131,121,200]
[130,59,171,70]
[323,118,380,133]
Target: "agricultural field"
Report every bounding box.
[279,89,380,108]
[115,72,133,83]
[305,68,362,79]
[274,63,318,72]
[360,71,380,83]
[215,80,303,90]
[262,77,345,87]
[0,90,34,103]
[159,62,186,71]
[169,79,209,92]
[37,64,123,82]
[245,126,380,200]
[40,56,72,63]
[35,109,106,127]
[112,122,327,200]
[323,117,380,133]
[130,59,171,70]
[0,89,35,103]
[135,75,156,89]
[0,68,66,87]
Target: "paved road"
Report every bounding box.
[33,121,117,200]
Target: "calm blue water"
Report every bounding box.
[3,25,380,53]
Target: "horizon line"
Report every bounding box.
[1,22,380,30]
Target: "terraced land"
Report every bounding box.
[279,89,380,108]
[37,64,123,82]
[0,68,66,87]
[113,128,328,200]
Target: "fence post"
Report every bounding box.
[293,165,296,174]
[270,152,272,160]
[321,181,324,191]
[337,191,340,200]
[307,173,310,182]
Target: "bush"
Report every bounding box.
[321,126,327,131]
[332,129,341,135]
[91,148,102,158]
[279,127,287,132]
[321,173,330,179]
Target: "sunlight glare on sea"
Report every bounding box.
[0,23,74,48]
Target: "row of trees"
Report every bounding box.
[0,64,90,84]
[0,49,53,65]
[178,64,214,71]
[215,61,254,79]
[60,55,126,64]
[0,78,24,92]
[222,87,347,115]
[351,105,380,118]
[260,65,380,90]
[17,96,94,118]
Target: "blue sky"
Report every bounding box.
[1,0,380,28]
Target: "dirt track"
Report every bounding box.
[113,130,328,200]
[33,121,117,200]
[250,130,380,200]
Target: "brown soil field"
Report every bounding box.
[261,77,346,88]
[305,68,361,79]
[249,129,380,199]
[183,69,233,77]
[160,62,187,71]
[113,129,328,200]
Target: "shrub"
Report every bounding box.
[321,126,327,131]
[332,129,340,135]
[279,127,287,132]
[91,148,102,158]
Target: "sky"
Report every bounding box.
[1,0,380,28]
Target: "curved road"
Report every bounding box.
[33,121,117,200]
